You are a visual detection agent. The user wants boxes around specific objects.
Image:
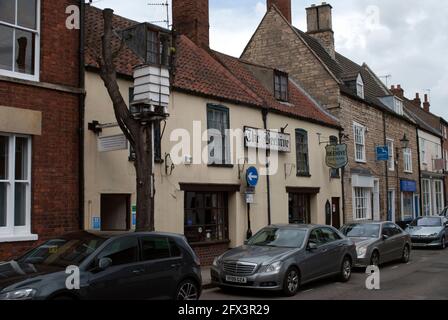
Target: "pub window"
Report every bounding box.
[0,0,40,80]
[295,129,310,176]
[184,191,229,243]
[274,71,288,102]
[207,104,230,165]
[329,136,339,178]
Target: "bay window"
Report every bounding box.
[0,0,40,80]
[0,133,35,241]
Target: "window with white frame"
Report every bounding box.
[434,180,444,215]
[0,0,40,80]
[353,187,371,220]
[422,179,431,216]
[393,98,404,116]
[401,192,414,220]
[403,148,412,173]
[0,134,33,239]
[356,74,364,99]
[387,139,394,171]
[353,123,366,162]
[420,139,426,164]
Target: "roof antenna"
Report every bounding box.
[379,74,392,87]
[148,1,170,29]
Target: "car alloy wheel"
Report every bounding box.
[176,280,199,300]
[283,267,300,297]
[401,245,410,263]
[339,257,352,282]
[370,251,380,266]
[442,237,446,250]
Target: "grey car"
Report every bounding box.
[340,222,412,267]
[405,216,448,249]
[210,224,356,297]
[440,207,448,218]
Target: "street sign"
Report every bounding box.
[376,146,389,161]
[325,144,348,169]
[245,193,255,204]
[246,167,259,187]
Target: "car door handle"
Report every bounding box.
[321,248,329,253]
[171,263,182,269]
[132,269,145,274]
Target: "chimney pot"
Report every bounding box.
[423,94,430,112]
[413,93,422,108]
[305,3,335,58]
[172,0,210,48]
[267,0,292,23]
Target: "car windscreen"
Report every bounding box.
[341,224,380,238]
[411,217,442,227]
[247,228,307,248]
[18,238,106,268]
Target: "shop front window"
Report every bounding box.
[401,192,414,220]
[184,191,229,243]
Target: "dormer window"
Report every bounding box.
[393,97,403,116]
[356,74,364,99]
[274,71,288,102]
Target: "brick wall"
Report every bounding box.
[172,0,209,48]
[0,0,81,260]
[241,8,340,110]
[192,243,229,266]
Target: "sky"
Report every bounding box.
[91,0,448,119]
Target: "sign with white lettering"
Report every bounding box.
[326,144,348,169]
[244,127,291,152]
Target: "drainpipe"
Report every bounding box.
[262,108,272,225]
[78,0,86,230]
[339,130,345,226]
[416,127,422,217]
[383,112,389,221]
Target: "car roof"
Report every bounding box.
[268,224,333,230]
[58,230,186,240]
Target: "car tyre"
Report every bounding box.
[370,250,380,266]
[441,237,446,250]
[282,267,300,297]
[176,279,200,301]
[401,245,410,263]
[338,256,352,283]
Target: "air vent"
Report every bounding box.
[98,134,128,152]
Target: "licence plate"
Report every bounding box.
[225,275,247,284]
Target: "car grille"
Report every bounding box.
[412,237,437,244]
[223,261,257,276]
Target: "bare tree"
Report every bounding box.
[97,8,154,231]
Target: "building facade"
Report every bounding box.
[0,0,82,259]
[83,4,342,265]
[241,1,421,225]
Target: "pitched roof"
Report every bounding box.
[84,5,340,128]
[403,98,441,136]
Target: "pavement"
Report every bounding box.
[201,266,213,289]
[201,248,448,300]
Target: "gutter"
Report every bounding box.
[78,0,86,230]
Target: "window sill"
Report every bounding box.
[208,164,234,168]
[355,160,367,164]
[0,234,38,243]
[189,240,230,247]
[404,171,413,174]
[297,173,312,178]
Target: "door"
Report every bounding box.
[320,227,345,274]
[139,236,184,299]
[388,190,395,222]
[373,179,380,221]
[301,228,331,281]
[100,194,131,231]
[331,198,340,229]
[87,236,145,300]
[380,223,401,263]
[289,193,311,224]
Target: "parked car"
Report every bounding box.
[340,222,411,267]
[405,216,448,249]
[211,224,356,297]
[0,231,201,300]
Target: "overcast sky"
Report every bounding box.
[92,0,448,119]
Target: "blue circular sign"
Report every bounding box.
[246,167,259,187]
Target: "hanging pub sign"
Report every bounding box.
[244,127,291,152]
[325,144,348,169]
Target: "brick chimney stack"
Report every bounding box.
[172,0,210,48]
[390,84,404,98]
[267,0,292,24]
[413,93,422,108]
[423,94,430,112]
[306,3,335,59]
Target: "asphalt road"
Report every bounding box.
[201,248,448,300]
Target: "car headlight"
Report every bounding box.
[0,288,37,300]
[356,246,367,258]
[260,261,282,273]
[429,233,439,238]
[213,255,223,267]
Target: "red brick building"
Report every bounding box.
[0,0,83,259]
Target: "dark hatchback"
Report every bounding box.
[0,231,202,300]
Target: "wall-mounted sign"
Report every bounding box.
[325,144,348,169]
[98,134,128,152]
[244,127,291,152]
[92,217,101,230]
[246,167,259,187]
[131,205,137,227]
[401,180,417,193]
[376,146,389,161]
[245,193,255,204]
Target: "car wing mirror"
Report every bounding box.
[98,257,112,271]
[382,234,389,241]
[307,242,318,251]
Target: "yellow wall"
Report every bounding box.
[84,71,342,247]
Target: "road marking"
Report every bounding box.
[391,266,399,269]
[302,289,314,293]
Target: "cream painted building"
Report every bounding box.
[83,5,342,264]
